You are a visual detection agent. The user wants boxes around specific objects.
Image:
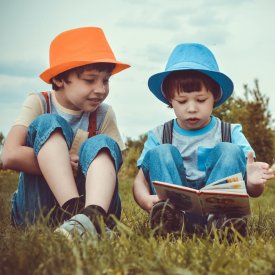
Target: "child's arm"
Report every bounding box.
[246,152,275,197]
[1,125,42,175]
[133,169,160,212]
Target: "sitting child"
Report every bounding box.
[2,27,130,239]
[133,43,274,237]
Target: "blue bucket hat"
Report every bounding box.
[148,43,234,107]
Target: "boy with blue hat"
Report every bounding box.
[133,43,274,236]
[2,27,130,239]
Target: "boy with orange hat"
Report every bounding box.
[2,27,130,239]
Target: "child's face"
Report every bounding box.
[170,84,215,130]
[55,69,111,112]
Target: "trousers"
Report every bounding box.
[140,143,247,226]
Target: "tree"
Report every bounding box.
[213,79,274,163]
[119,134,147,178]
[0,132,4,150]
[0,132,4,169]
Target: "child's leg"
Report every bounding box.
[84,148,116,210]
[140,144,209,234]
[140,144,187,193]
[76,134,122,231]
[205,142,246,185]
[140,144,188,234]
[54,135,122,238]
[37,130,78,206]
[186,143,247,234]
[11,114,76,226]
[205,143,248,239]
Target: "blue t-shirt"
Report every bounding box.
[137,116,254,182]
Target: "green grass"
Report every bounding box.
[1,171,275,275]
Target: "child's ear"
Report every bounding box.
[52,78,64,88]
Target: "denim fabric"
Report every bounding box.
[140,143,247,227]
[11,114,122,227]
[77,134,123,224]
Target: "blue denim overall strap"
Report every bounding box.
[11,114,122,227]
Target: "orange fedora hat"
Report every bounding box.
[40,27,130,83]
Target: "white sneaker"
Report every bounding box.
[54,214,98,240]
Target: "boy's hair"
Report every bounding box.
[52,62,116,90]
[162,70,221,108]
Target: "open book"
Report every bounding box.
[153,173,250,216]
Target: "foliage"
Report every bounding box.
[213,79,274,163]
[0,132,4,149]
[1,172,275,274]
[0,132,4,169]
[119,134,147,178]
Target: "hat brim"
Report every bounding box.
[148,68,234,108]
[40,59,130,83]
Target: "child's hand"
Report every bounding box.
[70,153,79,177]
[144,195,160,213]
[246,152,274,194]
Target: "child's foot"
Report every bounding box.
[207,214,247,241]
[149,200,185,235]
[50,196,85,226]
[54,214,98,240]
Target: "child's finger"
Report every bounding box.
[263,173,273,180]
[70,154,79,162]
[266,168,275,178]
[71,161,78,169]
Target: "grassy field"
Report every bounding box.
[0,170,275,275]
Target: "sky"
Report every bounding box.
[0,0,275,141]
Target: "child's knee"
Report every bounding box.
[29,114,73,140]
[81,135,121,159]
[145,144,181,164]
[207,142,246,170]
[213,142,245,161]
[149,144,180,158]
[213,142,244,158]
[79,135,122,174]
[82,134,119,149]
[31,114,67,128]
[27,114,74,154]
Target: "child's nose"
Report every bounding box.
[187,102,197,112]
[94,83,107,95]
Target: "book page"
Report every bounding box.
[200,191,250,216]
[153,181,204,215]
[201,173,243,190]
[202,180,246,193]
